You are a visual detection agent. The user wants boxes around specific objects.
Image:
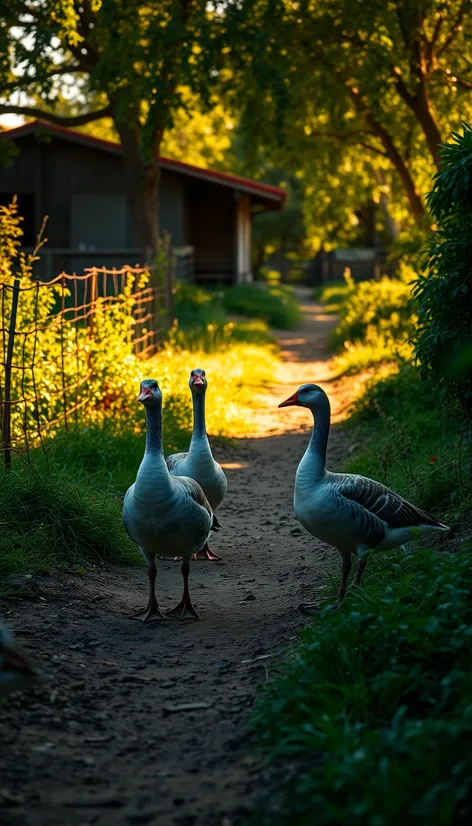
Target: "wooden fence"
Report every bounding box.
[0,265,169,470]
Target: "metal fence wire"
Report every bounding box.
[0,265,170,470]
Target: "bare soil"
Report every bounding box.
[0,290,362,826]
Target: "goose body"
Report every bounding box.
[0,622,36,698]
[123,379,217,621]
[166,368,227,560]
[279,384,448,607]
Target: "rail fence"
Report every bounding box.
[0,264,171,469]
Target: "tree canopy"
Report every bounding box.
[225,0,472,237]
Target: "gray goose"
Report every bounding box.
[123,379,219,622]
[166,368,227,560]
[279,383,448,609]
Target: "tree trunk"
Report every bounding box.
[351,91,425,221]
[411,87,443,170]
[115,121,163,265]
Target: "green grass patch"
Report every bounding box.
[250,546,472,826]
[345,365,472,516]
[220,283,301,329]
[312,279,349,313]
[0,466,138,593]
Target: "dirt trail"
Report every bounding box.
[1,289,361,826]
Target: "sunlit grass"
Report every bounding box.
[312,279,349,313]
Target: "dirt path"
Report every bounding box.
[1,289,360,826]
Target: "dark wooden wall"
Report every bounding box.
[0,133,237,283]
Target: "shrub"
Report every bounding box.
[220,283,301,329]
[332,267,416,351]
[413,125,472,417]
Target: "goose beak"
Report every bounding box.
[278,391,299,408]
[138,388,153,402]
[192,375,205,387]
[2,643,35,679]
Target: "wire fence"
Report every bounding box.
[0,264,172,470]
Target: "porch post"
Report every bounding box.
[236,194,252,284]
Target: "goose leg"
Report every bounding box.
[299,554,352,614]
[194,542,222,561]
[166,563,199,621]
[129,563,167,622]
[353,557,368,587]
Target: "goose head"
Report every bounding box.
[189,368,207,396]
[278,383,328,411]
[0,623,36,698]
[138,379,162,408]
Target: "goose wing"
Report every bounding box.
[333,472,447,539]
[166,452,188,474]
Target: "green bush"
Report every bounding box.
[332,268,416,352]
[220,283,301,329]
[413,125,472,417]
[173,282,225,329]
[251,547,472,826]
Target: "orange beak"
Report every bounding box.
[138,387,153,402]
[278,391,299,408]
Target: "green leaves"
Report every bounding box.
[251,549,472,825]
[414,124,472,416]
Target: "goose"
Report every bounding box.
[0,621,36,698]
[279,384,449,609]
[123,379,219,622]
[166,368,227,561]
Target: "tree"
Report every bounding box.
[0,1,237,262]
[224,0,472,227]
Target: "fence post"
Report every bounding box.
[166,252,176,326]
[2,278,20,470]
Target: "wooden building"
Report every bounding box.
[0,121,286,284]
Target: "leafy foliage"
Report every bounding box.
[251,547,472,826]
[326,267,417,374]
[226,0,472,239]
[413,125,472,417]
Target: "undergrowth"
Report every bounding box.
[250,547,472,826]
[0,467,138,592]
[312,279,349,313]
[322,267,417,375]
[345,365,472,517]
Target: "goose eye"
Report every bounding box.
[151,382,158,389]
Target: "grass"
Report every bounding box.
[250,546,472,826]
[220,283,301,329]
[345,365,472,518]
[174,281,302,332]
[0,466,138,593]
[312,279,350,313]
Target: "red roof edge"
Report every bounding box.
[2,120,287,205]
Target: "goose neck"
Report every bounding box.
[190,391,209,448]
[307,399,330,473]
[145,403,164,456]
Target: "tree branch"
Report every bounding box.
[436,1,468,58]
[0,103,112,127]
